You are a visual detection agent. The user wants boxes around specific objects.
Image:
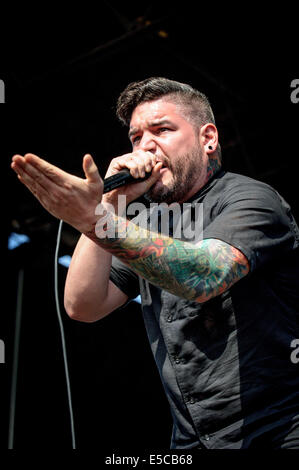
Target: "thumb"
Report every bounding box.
[83,154,101,183]
[134,161,163,194]
[144,161,163,187]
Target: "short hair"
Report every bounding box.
[116,76,216,129]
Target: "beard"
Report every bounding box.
[144,145,204,204]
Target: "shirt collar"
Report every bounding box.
[186,168,226,204]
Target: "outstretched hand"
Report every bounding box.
[11,153,104,234]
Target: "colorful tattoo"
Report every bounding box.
[205,152,222,182]
[87,211,249,302]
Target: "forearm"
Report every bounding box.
[64,233,113,319]
[85,211,249,302]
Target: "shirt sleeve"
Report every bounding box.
[202,179,299,272]
[109,255,140,299]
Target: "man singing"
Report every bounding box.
[11,77,299,449]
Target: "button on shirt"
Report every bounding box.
[109,170,299,449]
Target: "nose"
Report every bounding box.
[139,131,157,153]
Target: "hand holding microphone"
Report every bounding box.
[11,150,162,233]
[103,168,152,193]
[103,150,163,192]
[101,150,163,208]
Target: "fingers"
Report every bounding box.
[11,158,56,209]
[110,151,157,179]
[130,151,157,178]
[11,153,77,214]
[11,154,61,193]
[12,153,69,186]
[143,161,163,187]
[11,152,104,232]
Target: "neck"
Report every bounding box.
[181,153,222,202]
[204,152,222,185]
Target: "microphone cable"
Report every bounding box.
[54,219,76,449]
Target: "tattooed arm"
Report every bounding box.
[11,152,249,304]
[86,211,250,303]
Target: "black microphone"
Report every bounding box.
[103,169,152,193]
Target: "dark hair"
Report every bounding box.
[116,77,216,129]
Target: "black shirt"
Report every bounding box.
[109,170,299,449]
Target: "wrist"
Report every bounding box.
[82,200,121,242]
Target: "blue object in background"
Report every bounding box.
[8,235,142,306]
[58,255,72,268]
[8,232,30,250]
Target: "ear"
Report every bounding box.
[199,123,218,154]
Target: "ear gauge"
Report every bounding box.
[208,145,213,150]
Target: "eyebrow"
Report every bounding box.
[128,119,174,139]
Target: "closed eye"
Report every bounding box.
[132,135,141,145]
[156,127,171,133]
[131,126,173,146]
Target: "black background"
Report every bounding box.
[1,2,298,456]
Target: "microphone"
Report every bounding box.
[103,169,152,193]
